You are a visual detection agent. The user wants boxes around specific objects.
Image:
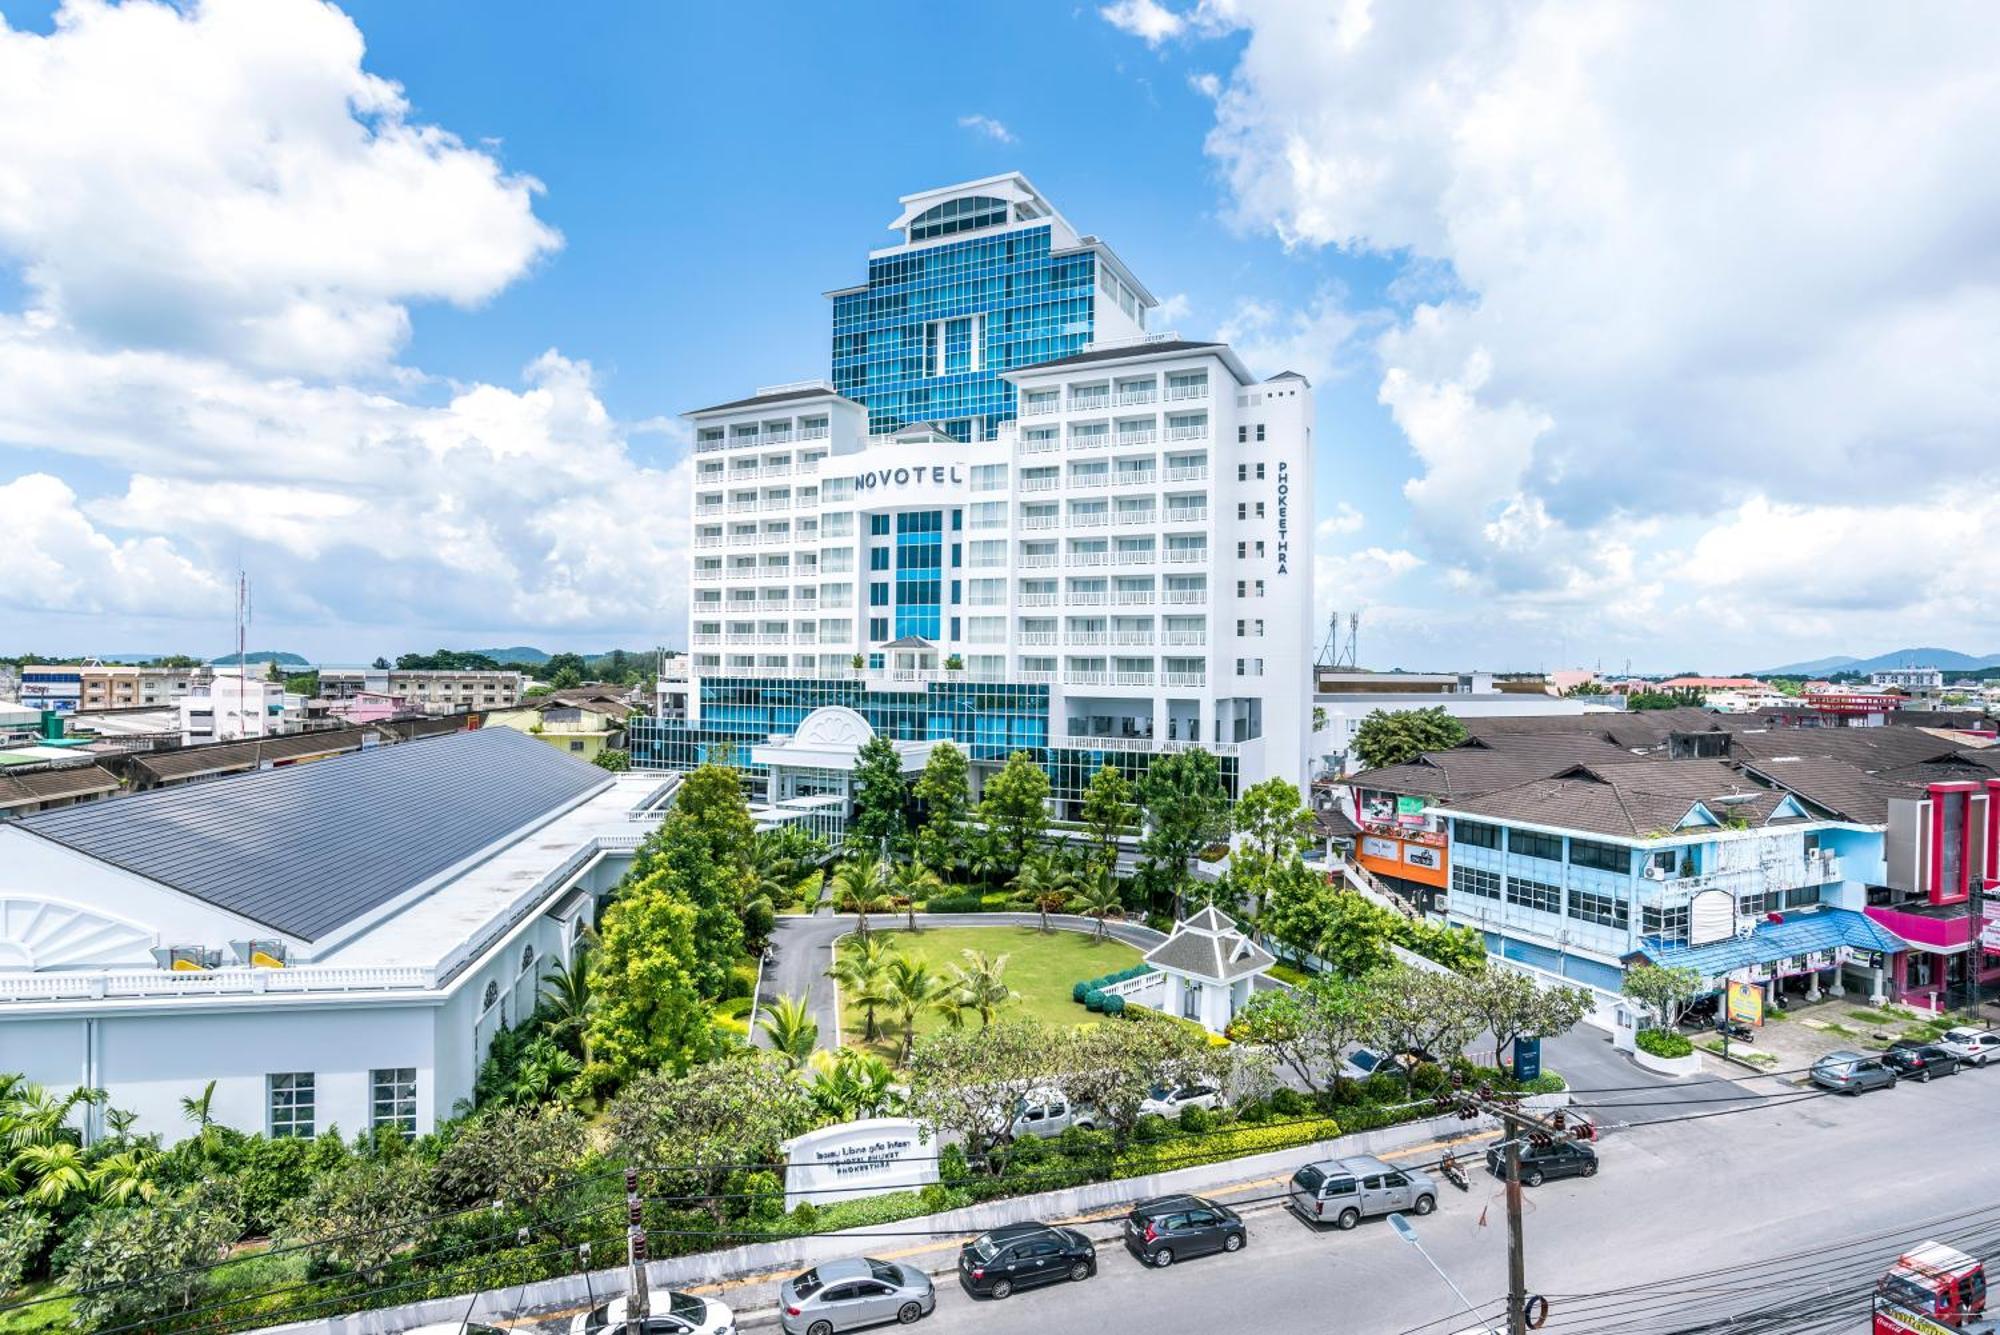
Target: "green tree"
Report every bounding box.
[283,669,320,697]
[0,1209,51,1299]
[1079,763,1137,881]
[1056,1014,1228,1143]
[620,761,754,999]
[605,1058,814,1220]
[584,885,714,1084]
[912,741,971,873]
[370,656,391,670]
[1229,973,1371,1096]
[1623,962,1704,1030]
[885,956,960,1063]
[889,859,940,931]
[979,750,1051,869]
[1351,706,1469,770]
[1233,777,1314,866]
[950,949,1015,1027]
[849,734,910,852]
[1469,967,1596,1066]
[1069,869,1125,940]
[62,1180,242,1328]
[1360,964,1484,1076]
[543,651,587,689]
[88,1146,162,1205]
[1137,748,1231,917]
[806,1049,903,1122]
[431,1104,589,1226]
[828,934,899,1043]
[756,994,820,1069]
[537,942,595,1056]
[905,1021,1052,1162]
[1011,856,1073,933]
[178,1078,222,1158]
[591,748,632,771]
[832,852,891,939]
[1393,916,1488,974]
[283,1155,432,1280]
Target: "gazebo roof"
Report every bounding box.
[1143,907,1276,982]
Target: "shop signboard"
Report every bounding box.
[1404,844,1442,872]
[1726,979,1765,1026]
[1362,835,1401,861]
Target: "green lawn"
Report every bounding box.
[836,925,1141,1062]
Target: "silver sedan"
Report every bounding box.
[779,1256,935,1335]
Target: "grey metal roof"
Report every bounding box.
[1012,339,1222,372]
[685,386,855,417]
[19,728,610,942]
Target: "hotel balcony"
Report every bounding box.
[1166,465,1209,483]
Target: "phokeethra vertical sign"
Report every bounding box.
[1275,461,1290,575]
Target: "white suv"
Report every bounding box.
[1936,1028,2000,1068]
[1139,1083,1222,1119]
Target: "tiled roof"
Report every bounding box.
[1143,911,1276,982]
[20,729,609,942]
[1446,760,1803,840]
[1727,726,1962,770]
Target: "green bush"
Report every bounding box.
[1072,981,1091,1003]
[1636,1028,1694,1058]
[1132,1114,1171,1143]
[1102,994,1126,1016]
[1115,1115,1340,1176]
[1177,1105,1216,1134]
[925,892,985,914]
[1268,1087,1311,1117]
[1084,990,1107,1012]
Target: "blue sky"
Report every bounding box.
[2,0,1996,672]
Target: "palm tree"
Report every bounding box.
[833,853,891,939]
[15,1142,89,1206]
[538,945,595,1050]
[511,1036,585,1104]
[884,956,954,1064]
[967,829,1009,892]
[1070,870,1125,940]
[951,949,1015,1027]
[828,934,899,1043]
[0,1082,102,1152]
[891,861,940,932]
[806,1048,904,1121]
[757,993,820,1069]
[1012,858,1073,933]
[179,1079,223,1156]
[89,1146,161,1205]
[103,1106,141,1143]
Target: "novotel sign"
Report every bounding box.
[841,465,965,490]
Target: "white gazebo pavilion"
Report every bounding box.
[1139,905,1277,1033]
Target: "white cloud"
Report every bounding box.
[1100,0,1188,45]
[0,0,687,649]
[0,0,560,377]
[1126,0,2000,661]
[1215,286,1367,384]
[957,114,1016,145]
[0,474,228,618]
[1153,291,1193,327]
[1315,502,1363,539]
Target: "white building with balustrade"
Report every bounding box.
[0,728,666,1142]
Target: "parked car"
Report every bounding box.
[1137,1083,1222,1119]
[957,1223,1095,1300]
[1883,1042,1962,1082]
[1810,1050,1898,1094]
[405,1325,506,1335]
[576,1292,734,1335]
[1005,1088,1096,1140]
[780,1257,934,1335]
[1287,1155,1437,1230]
[1936,1028,2000,1068]
[1484,1139,1598,1187]
[1122,1194,1246,1267]
[1339,1047,1408,1082]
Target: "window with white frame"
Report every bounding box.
[371,1068,418,1137]
[269,1072,315,1138]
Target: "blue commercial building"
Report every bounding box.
[829,174,1155,440]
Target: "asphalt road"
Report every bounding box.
[718,1063,1996,1335]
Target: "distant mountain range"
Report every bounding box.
[210,650,311,667]
[1758,647,2000,675]
[469,646,552,665]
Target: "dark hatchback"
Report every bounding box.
[1883,1042,1962,1081]
[956,1223,1095,1300]
[1123,1194,1246,1268]
[1485,1140,1598,1187]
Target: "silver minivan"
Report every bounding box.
[1288,1154,1437,1230]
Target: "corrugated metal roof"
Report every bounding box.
[0,765,119,810]
[19,729,610,942]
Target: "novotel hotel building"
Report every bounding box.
[632,174,1314,820]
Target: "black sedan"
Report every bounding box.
[1485,1140,1598,1187]
[1123,1194,1246,1268]
[957,1223,1095,1300]
[1883,1042,1961,1081]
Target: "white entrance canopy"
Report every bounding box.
[749,705,937,774]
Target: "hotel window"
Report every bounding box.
[1256,424,1266,441]
[869,617,889,641]
[1237,503,1248,520]
[1237,464,1248,481]
[870,549,890,571]
[1452,865,1501,900]
[1505,877,1562,915]
[1569,839,1630,873]
[1509,830,1564,862]
[1253,658,1264,676]
[371,1068,418,1138]
[1255,502,1266,518]
[1236,619,1245,636]
[1254,619,1264,637]
[1255,542,1265,557]
[1237,426,1248,443]
[1235,659,1245,677]
[1455,820,1501,849]
[1254,580,1265,597]
[1236,580,1247,597]
[870,514,891,536]
[269,1073,315,1139]
[1568,889,1629,929]
[870,584,889,606]
[1255,463,1266,479]
[1237,542,1247,558]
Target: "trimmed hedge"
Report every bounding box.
[924,892,986,914]
[1636,1028,1694,1058]
[1114,1115,1341,1176]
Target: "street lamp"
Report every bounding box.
[1388,1212,1494,1333]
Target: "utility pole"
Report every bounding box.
[624,1168,648,1335]
[1502,1109,1528,1335]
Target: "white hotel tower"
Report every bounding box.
[639,175,1314,822]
